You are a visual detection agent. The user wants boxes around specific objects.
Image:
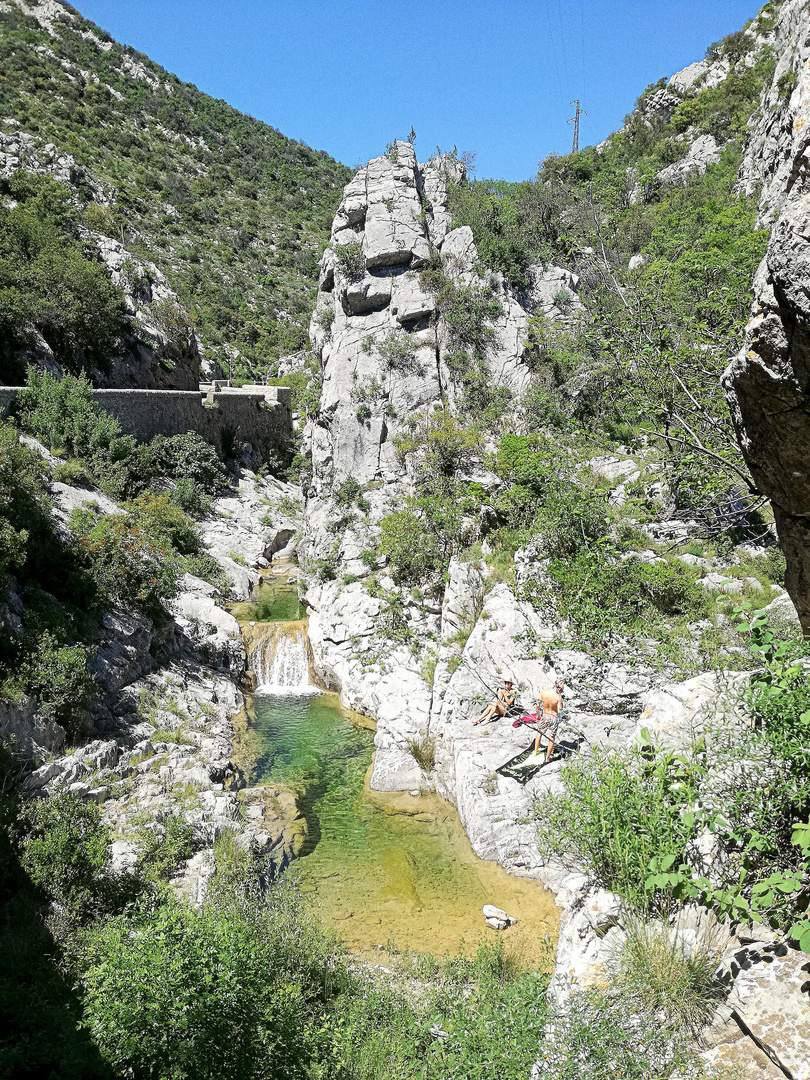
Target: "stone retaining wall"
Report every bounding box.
[0,386,293,461]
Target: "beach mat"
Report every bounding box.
[496,740,545,785]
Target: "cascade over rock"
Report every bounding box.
[724,0,810,633]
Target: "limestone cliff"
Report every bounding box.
[724,0,810,634]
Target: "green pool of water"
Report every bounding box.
[252,692,558,963]
[230,578,305,623]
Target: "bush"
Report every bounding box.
[74,881,348,1080]
[377,329,422,374]
[612,917,726,1035]
[540,986,717,1079]
[52,459,95,487]
[169,476,212,517]
[534,745,703,909]
[144,431,229,490]
[69,503,183,613]
[394,409,482,482]
[380,497,462,582]
[20,631,95,738]
[334,242,365,279]
[525,551,706,642]
[136,815,199,883]
[0,174,125,380]
[18,793,111,921]
[125,492,201,557]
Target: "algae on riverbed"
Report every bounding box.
[252,692,559,967]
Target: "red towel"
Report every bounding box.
[515,713,537,727]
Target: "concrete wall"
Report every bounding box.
[0,386,293,462]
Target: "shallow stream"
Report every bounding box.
[252,690,558,965]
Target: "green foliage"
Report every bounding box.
[446,177,559,290]
[379,496,463,583]
[0,11,351,379]
[16,369,140,492]
[535,744,704,908]
[777,68,797,99]
[613,918,726,1035]
[69,495,193,613]
[406,733,436,773]
[145,431,229,489]
[52,458,95,487]
[136,815,199,883]
[20,631,95,738]
[540,986,719,1079]
[169,476,212,517]
[17,371,230,502]
[376,329,422,374]
[74,881,347,1080]
[17,793,111,921]
[334,242,365,280]
[0,172,125,381]
[394,409,482,481]
[524,551,707,643]
[334,477,370,511]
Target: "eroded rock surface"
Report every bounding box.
[724,0,810,633]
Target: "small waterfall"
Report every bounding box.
[249,622,319,696]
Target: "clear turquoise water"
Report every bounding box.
[252,692,558,961]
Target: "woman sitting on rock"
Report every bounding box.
[472,679,515,725]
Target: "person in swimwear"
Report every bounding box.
[472,679,516,725]
[531,681,563,761]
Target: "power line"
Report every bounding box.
[542,0,566,105]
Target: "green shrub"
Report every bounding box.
[525,552,706,642]
[69,501,184,613]
[136,815,199,883]
[380,499,460,582]
[20,631,95,738]
[541,986,717,1079]
[777,68,797,100]
[0,174,125,381]
[52,459,95,487]
[334,242,365,280]
[377,329,422,373]
[125,492,201,556]
[169,476,212,517]
[393,409,482,481]
[535,745,703,909]
[144,431,229,490]
[18,793,111,921]
[406,734,435,773]
[74,881,348,1080]
[612,917,726,1036]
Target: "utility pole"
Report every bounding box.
[568,99,586,153]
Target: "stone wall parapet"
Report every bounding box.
[0,386,293,461]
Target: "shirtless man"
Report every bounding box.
[472,679,515,725]
[532,681,564,761]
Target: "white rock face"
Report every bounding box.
[635,671,749,750]
[307,143,550,489]
[657,133,720,185]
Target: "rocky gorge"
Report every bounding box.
[1,0,810,1077]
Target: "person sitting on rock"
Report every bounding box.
[531,681,564,761]
[472,679,515,725]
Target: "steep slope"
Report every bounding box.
[0,0,350,383]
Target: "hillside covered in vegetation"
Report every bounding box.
[0,0,350,383]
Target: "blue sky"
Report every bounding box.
[77,1,760,180]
